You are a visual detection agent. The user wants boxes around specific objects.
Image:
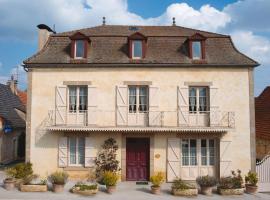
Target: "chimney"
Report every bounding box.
[37,24,55,51]
[7,75,18,95]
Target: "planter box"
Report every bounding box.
[20,184,48,192]
[172,188,198,196]
[72,188,98,195]
[218,188,244,195]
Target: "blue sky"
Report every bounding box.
[0,0,269,96]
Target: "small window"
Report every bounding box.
[132,40,143,58]
[189,87,209,113]
[201,139,215,166]
[69,137,85,166]
[69,86,88,113]
[128,86,148,113]
[192,41,202,59]
[75,40,85,58]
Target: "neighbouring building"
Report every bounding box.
[23,21,258,181]
[256,87,270,161]
[0,78,26,164]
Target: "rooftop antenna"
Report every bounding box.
[102,17,106,26]
[172,17,176,26]
[53,24,56,33]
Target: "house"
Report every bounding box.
[23,21,258,181]
[255,87,270,161]
[0,78,26,164]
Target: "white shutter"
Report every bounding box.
[58,137,68,167]
[88,86,97,126]
[167,138,180,182]
[85,137,96,167]
[209,87,219,126]
[55,86,67,125]
[116,85,128,126]
[220,140,232,176]
[149,86,160,126]
[177,86,189,126]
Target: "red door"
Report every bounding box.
[126,138,150,181]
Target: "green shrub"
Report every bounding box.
[102,171,118,186]
[172,178,196,190]
[48,171,69,185]
[74,182,98,191]
[196,175,217,187]
[150,172,165,187]
[245,171,258,186]
[219,169,243,189]
[5,162,33,179]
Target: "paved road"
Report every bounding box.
[0,171,269,200]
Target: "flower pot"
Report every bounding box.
[218,187,244,195]
[245,184,258,194]
[3,178,16,191]
[106,185,116,194]
[200,186,213,195]
[151,186,161,195]
[52,184,65,193]
[172,188,198,196]
[20,184,48,192]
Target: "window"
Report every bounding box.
[75,40,85,58]
[192,41,202,59]
[128,86,148,113]
[201,139,216,166]
[69,86,87,112]
[69,137,85,166]
[132,40,143,58]
[189,87,209,113]
[182,139,197,166]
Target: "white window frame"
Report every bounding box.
[75,40,84,59]
[132,40,143,59]
[68,86,88,113]
[68,137,85,167]
[189,86,209,113]
[128,85,148,113]
[200,139,216,166]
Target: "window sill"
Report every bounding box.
[63,166,90,171]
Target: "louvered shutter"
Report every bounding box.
[177,86,189,126]
[116,85,128,126]
[167,138,180,182]
[209,87,219,126]
[220,140,232,176]
[88,86,97,126]
[58,137,68,167]
[55,86,67,125]
[149,86,160,126]
[85,137,96,167]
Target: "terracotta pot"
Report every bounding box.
[52,184,65,193]
[200,186,213,195]
[3,178,16,191]
[106,185,116,194]
[245,184,258,194]
[151,186,161,194]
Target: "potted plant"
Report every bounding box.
[102,171,118,194]
[245,171,258,194]
[71,182,98,195]
[196,175,217,195]
[149,172,165,194]
[171,178,198,196]
[20,174,48,192]
[48,171,69,193]
[3,167,16,191]
[218,170,244,195]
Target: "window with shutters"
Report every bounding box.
[201,139,216,166]
[128,86,148,113]
[68,86,88,113]
[189,87,209,113]
[68,137,85,166]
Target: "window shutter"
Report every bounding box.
[116,85,128,126]
[167,138,180,182]
[83,40,88,58]
[85,137,96,167]
[177,86,189,126]
[220,140,232,176]
[55,86,67,125]
[71,40,75,58]
[149,86,160,126]
[87,86,97,126]
[209,87,219,126]
[58,137,68,167]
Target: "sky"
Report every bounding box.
[0,0,269,96]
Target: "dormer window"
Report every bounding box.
[192,41,202,60]
[69,32,90,59]
[189,33,206,60]
[132,40,143,59]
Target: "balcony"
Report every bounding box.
[46,109,235,132]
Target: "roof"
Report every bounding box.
[17,90,27,106]
[0,84,26,129]
[256,87,270,140]
[24,25,258,67]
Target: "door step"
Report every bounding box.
[136,181,149,185]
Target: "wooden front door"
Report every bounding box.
[126,138,150,181]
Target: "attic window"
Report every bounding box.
[189,33,206,60]
[75,40,85,58]
[132,40,143,59]
[69,32,89,59]
[128,32,147,59]
[192,41,202,60]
